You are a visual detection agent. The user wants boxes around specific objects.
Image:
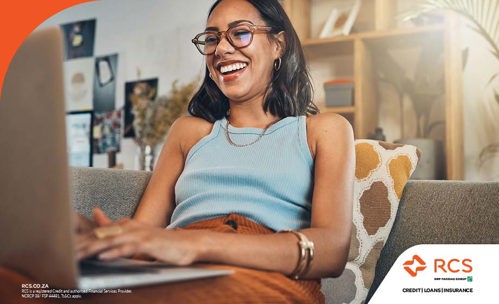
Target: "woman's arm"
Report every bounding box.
[78,113,354,279]
[303,112,355,277]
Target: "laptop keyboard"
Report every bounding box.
[79,259,160,276]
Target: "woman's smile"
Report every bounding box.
[216,60,248,82]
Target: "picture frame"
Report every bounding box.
[93,54,119,113]
[93,109,122,155]
[60,18,96,60]
[319,0,361,38]
[64,58,94,112]
[66,111,94,167]
[95,56,115,87]
[123,78,159,138]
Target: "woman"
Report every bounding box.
[78,0,354,302]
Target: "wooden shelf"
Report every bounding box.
[303,25,445,48]
[283,0,463,179]
[302,37,354,58]
[303,34,355,46]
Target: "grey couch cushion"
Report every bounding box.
[70,167,151,220]
[366,180,499,301]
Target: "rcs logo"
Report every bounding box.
[403,255,427,277]
[403,255,473,277]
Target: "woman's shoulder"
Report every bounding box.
[171,115,214,131]
[306,112,352,136]
[305,113,354,156]
[168,115,215,156]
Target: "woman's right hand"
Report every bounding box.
[74,207,113,234]
[74,212,95,234]
[76,217,203,265]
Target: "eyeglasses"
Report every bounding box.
[192,21,272,55]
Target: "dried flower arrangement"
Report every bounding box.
[130,79,198,147]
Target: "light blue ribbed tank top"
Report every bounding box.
[168,115,314,231]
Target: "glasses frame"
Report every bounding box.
[192,21,272,55]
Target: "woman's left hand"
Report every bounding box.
[76,216,204,266]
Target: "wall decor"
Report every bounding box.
[123,78,159,138]
[66,111,93,167]
[93,53,118,112]
[319,0,361,38]
[60,18,96,60]
[64,58,94,112]
[92,109,121,154]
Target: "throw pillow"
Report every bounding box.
[321,139,421,304]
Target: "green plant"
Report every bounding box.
[403,0,499,86]
[372,34,445,139]
[403,1,498,57]
[402,0,499,166]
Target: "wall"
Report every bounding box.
[39,0,214,169]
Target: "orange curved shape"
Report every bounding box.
[0,0,94,97]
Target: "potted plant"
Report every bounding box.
[403,0,499,178]
[372,34,446,179]
[130,79,198,171]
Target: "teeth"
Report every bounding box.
[220,62,247,74]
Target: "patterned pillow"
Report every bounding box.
[321,139,421,304]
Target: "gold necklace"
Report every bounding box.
[224,118,277,147]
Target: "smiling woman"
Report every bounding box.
[74,0,355,302]
[189,0,319,122]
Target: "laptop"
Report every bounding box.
[0,27,232,290]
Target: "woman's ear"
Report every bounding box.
[273,31,286,59]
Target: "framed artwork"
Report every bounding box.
[64,58,94,112]
[93,110,122,154]
[60,19,96,60]
[93,54,119,112]
[66,111,93,167]
[319,0,361,38]
[123,78,159,138]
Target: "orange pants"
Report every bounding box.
[0,214,324,304]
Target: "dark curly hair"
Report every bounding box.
[188,0,318,122]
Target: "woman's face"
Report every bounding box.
[206,0,282,105]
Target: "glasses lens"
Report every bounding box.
[228,25,253,48]
[196,32,218,54]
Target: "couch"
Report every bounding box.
[71,166,498,303]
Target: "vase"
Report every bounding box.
[396,138,444,180]
[137,144,155,171]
